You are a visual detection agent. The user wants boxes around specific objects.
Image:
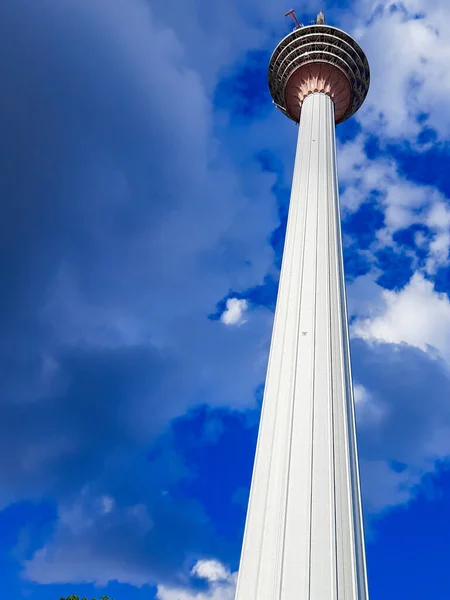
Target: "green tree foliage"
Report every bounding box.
[60,596,114,600]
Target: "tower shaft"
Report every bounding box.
[235,93,368,599]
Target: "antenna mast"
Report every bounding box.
[285,9,302,29]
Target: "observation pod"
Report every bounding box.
[234,17,371,600]
[268,23,370,123]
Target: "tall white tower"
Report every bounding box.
[235,14,370,600]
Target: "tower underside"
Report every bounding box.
[268,24,370,123]
[234,92,368,599]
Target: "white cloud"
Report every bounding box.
[424,202,450,273]
[353,0,450,142]
[338,136,390,214]
[191,560,230,582]
[339,135,446,234]
[220,298,248,326]
[156,560,237,600]
[426,231,450,275]
[427,201,450,230]
[347,271,385,321]
[338,134,450,285]
[354,384,385,427]
[23,487,212,587]
[352,336,450,512]
[359,459,423,513]
[23,495,159,586]
[352,272,450,362]
[100,496,115,515]
[353,384,368,405]
[348,271,450,512]
[336,24,450,510]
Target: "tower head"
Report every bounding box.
[268,15,370,124]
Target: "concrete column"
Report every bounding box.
[234,92,368,600]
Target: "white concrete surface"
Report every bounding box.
[234,92,369,600]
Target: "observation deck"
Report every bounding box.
[268,24,370,124]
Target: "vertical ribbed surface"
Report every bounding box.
[234,93,368,600]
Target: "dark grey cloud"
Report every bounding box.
[0,0,279,588]
[22,440,227,588]
[0,0,380,590]
[0,0,276,488]
[0,345,183,503]
[352,338,450,511]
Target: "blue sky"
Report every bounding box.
[1,0,450,598]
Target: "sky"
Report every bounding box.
[0,0,450,598]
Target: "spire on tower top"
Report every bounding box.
[285,9,303,29]
[316,10,325,24]
[285,9,325,29]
